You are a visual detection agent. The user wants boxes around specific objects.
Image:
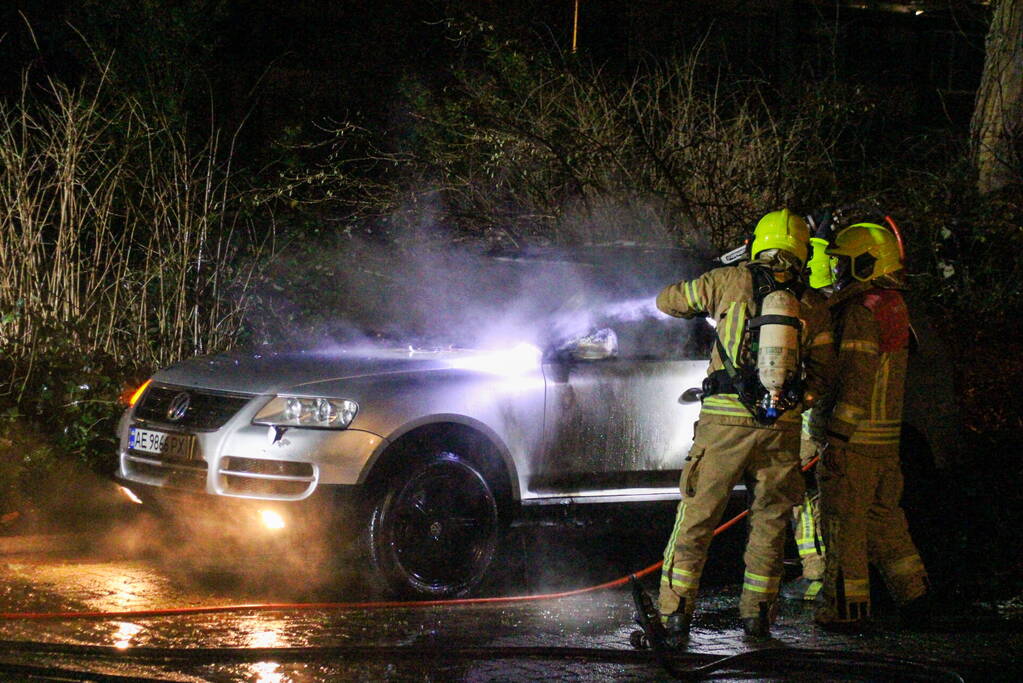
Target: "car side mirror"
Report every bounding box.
[564,328,619,362]
[679,387,703,404]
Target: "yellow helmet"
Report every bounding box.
[807,237,835,289]
[750,209,809,265]
[826,222,902,284]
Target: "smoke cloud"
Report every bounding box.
[247,230,712,360]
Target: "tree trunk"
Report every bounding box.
[970,0,1023,195]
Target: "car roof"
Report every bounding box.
[484,243,714,297]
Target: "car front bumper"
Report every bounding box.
[117,406,386,502]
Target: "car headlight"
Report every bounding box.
[253,396,358,429]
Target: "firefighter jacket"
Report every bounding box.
[816,278,910,457]
[656,262,834,431]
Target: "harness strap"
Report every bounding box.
[748,314,803,330]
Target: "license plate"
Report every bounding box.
[129,426,195,460]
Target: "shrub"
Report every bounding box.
[278,25,856,252]
[0,65,273,491]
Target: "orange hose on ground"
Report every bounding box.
[0,457,819,621]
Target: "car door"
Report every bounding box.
[530,315,712,499]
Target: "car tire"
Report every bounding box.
[365,451,500,598]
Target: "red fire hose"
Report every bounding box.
[0,457,819,621]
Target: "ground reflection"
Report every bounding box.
[248,620,285,683]
[112,621,142,649]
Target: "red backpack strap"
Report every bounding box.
[860,290,910,353]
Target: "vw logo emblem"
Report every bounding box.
[166,392,191,422]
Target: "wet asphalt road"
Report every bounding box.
[1,500,1022,682]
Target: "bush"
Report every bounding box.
[278,24,861,252]
[0,420,60,519]
[0,72,271,370]
[0,64,273,504]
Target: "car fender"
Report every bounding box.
[310,368,544,498]
[359,412,522,501]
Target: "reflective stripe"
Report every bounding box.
[850,420,901,445]
[701,394,752,418]
[701,394,801,422]
[840,577,870,599]
[684,281,703,311]
[833,401,865,424]
[803,411,825,439]
[841,339,879,354]
[720,302,736,360]
[742,571,780,594]
[850,435,900,445]
[662,500,687,578]
[854,419,901,429]
[795,497,825,559]
[670,566,700,591]
[873,354,890,418]
[852,426,900,434]
[804,580,823,599]
[887,554,926,579]
[810,331,834,347]
[662,500,701,596]
[719,302,747,365]
[796,512,816,555]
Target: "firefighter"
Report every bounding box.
[812,221,930,630]
[782,414,827,601]
[783,230,836,602]
[655,209,834,640]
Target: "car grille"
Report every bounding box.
[218,456,316,498]
[134,385,252,431]
[124,454,209,491]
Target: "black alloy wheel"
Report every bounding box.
[367,452,500,598]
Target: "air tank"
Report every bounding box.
[757,289,800,418]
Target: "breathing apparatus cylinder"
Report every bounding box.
[756,289,801,419]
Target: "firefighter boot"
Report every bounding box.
[631,579,690,650]
[662,598,692,648]
[781,576,823,601]
[898,592,934,631]
[742,600,776,639]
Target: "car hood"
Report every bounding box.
[152,346,543,395]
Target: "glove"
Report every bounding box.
[820,439,846,474]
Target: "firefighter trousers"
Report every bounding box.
[659,420,804,620]
[816,448,928,624]
[795,435,825,581]
[794,491,825,581]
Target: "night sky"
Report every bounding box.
[2,0,990,160]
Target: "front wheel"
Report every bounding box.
[365,452,500,598]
